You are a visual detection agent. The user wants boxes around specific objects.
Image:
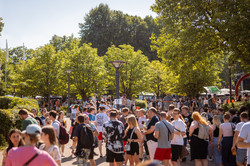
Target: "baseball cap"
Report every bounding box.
[22,124,41,135]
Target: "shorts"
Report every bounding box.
[98,132,103,140]
[106,149,124,163]
[171,144,182,162]
[236,148,247,163]
[154,148,171,161]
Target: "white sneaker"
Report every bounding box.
[62,153,65,157]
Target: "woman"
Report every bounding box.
[124,115,143,166]
[2,129,24,166]
[218,113,236,166]
[5,124,57,166]
[189,112,212,166]
[39,126,61,165]
[58,111,67,157]
[211,115,222,166]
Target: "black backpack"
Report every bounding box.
[78,124,94,149]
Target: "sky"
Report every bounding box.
[0,0,157,49]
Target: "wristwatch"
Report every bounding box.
[132,139,135,142]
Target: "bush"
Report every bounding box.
[135,99,148,109]
[0,96,39,111]
[222,101,250,112]
[0,109,22,149]
[0,96,39,148]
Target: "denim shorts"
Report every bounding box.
[236,148,247,163]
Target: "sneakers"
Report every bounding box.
[207,156,213,162]
[61,153,65,157]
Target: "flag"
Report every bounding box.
[23,43,25,60]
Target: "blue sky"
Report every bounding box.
[0,0,157,49]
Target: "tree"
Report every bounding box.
[0,17,4,36]
[104,45,150,99]
[151,33,221,97]
[18,45,60,99]
[59,39,106,100]
[147,60,173,98]
[151,0,250,71]
[79,4,161,60]
[49,34,75,52]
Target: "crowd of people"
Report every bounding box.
[1,93,250,166]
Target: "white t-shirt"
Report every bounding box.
[236,121,247,149]
[171,118,186,145]
[71,108,77,114]
[239,122,250,164]
[95,112,109,132]
[52,120,60,138]
[138,116,147,130]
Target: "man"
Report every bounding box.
[167,104,175,121]
[119,107,129,124]
[49,111,60,139]
[95,106,109,157]
[121,94,127,108]
[154,112,174,165]
[143,107,159,160]
[83,114,99,166]
[163,94,173,111]
[181,106,192,162]
[73,115,94,166]
[103,110,124,166]
[40,108,47,125]
[55,99,60,111]
[91,93,97,105]
[18,109,38,130]
[232,112,248,166]
[171,108,186,166]
[238,120,250,166]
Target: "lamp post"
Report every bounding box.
[228,66,232,103]
[66,69,72,115]
[109,60,125,110]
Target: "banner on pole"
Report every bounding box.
[114,99,122,105]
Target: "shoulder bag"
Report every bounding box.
[124,127,136,152]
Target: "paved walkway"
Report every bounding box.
[0,116,216,166]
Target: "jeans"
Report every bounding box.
[221,137,236,166]
[213,137,222,165]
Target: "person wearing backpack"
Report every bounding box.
[73,114,94,166]
[218,113,237,166]
[189,112,213,166]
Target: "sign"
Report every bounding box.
[114,99,122,105]
[204,86,221,94]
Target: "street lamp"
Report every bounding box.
[66,69,72,116]
[228,65,232,103]
[109,60,125,110]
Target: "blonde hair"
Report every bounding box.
[212,115,221,128]
[127,115,138,128]
[192,112,208,126]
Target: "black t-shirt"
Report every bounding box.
[146,116,159,142]
[182,114,192,129]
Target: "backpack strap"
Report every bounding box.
[162,121,172,141]
[23,151,40,166]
